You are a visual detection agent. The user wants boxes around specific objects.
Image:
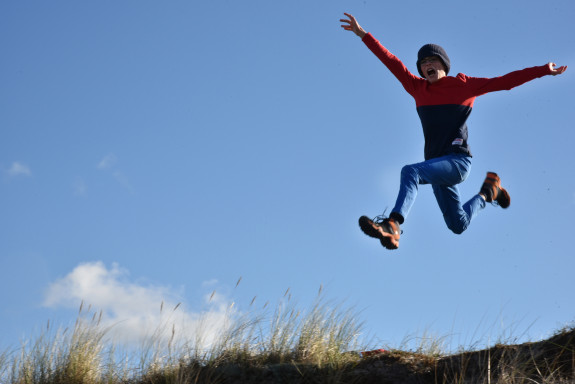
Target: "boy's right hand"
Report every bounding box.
[340,13,367,39]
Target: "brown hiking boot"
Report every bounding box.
[358,215,401,250]
[480,172,510,208]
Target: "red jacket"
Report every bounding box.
[363,33,551,160]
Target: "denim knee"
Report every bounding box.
[446,219,467,235]
[400,164,418,182]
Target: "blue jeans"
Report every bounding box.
[392,154,486,234]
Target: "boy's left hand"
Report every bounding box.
[548,62,567,76]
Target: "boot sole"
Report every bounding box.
[358,216,399,250]
[498,188,511,209]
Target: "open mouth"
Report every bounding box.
[426,68,436,77]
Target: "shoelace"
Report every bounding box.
[372,213,388,225]
[371,208,390,224]
[372,210,404,234]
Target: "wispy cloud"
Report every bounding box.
[97,154,117,170]
[96,154,134,193]
[112,170,134,193]
[44,262,233,346]
[6,162,31,177]
[73,178,87,196]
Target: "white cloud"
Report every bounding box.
[44,262,234,347]
[7,162,31,177]
[97,154,117,170]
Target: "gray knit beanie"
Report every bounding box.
[417,44,451,77]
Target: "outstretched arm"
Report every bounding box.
[340,13,367,39]
[340,13,421,94]
[465,62,568,96]
[548,62,568,76]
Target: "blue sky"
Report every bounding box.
[1,0,574,352]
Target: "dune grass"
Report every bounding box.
[2,289,573,384]
[2,290,367,384]
[5,312,111,383]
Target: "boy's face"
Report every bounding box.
[420,56,446,83]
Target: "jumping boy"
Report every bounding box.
[340,13,567,250]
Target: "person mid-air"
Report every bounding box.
[340,13,567,250]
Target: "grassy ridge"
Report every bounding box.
[2,292,574,383]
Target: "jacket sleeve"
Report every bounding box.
[362,33,422,96]
[462,65,552,96]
